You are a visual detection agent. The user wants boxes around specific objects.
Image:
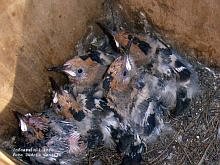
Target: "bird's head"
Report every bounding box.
[49,77,85,121]
[48,57,90,83]
[48,53,108,91]
[96,22,129,50]
[103,39,137,93]
[13,111,49,143]
[97,23,152,67]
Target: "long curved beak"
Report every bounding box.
[47,65,67,72]
[48,65,76,77]
[96,22,120,51]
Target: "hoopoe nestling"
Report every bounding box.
[97,22,195,84]
[49,76,145,164]
[48,50,115,94]
[13,111,49,144]
[49,77,85,121]
[98,22,198,116]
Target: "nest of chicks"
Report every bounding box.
[5,9,219,165]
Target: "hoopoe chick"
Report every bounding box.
[154,48,192,82]
[48,50,114,94]
[103,41,138,119]
[131,72,176,139]
[104,58,165,141]
[49,77,85,121]
[102,49,166,142]
[49,77,126,152]
[77,92,146,165]
[97,23,195,86]
[98,23,198,114]
[99,53,147,164]
[31,116,87,164]
[97,23,167,67]
[153,50,199,115]
[14,111,49,143]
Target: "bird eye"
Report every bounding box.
[77,68,83,74]
[123,70,127,77]
[57,104,61,109]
